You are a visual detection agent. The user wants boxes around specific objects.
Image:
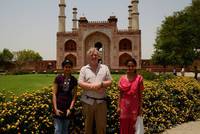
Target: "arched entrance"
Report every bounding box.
[65,54,77,67]
[95,42,103,63]
[119,53,132,66]
[84,32,110,65]
[64,40,77,52]
[119,38,132,51]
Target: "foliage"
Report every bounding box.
[138,70,175,81]
[0,49,13,62]
[14,49,42,62]
[143,77,200,133]
[138,70,157,80]
[0,48,14,70]
[0,77,200,133]
[13,49,42,71]
[0,88,53,134]
[156,73,175,82]
[152,1,200,67]
[110,69,126,74]
[188,0,200,53]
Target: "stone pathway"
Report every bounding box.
[173,72,199,81]
[162,119,200,134]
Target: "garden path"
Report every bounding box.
[162,119,200,134]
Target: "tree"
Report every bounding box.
[0,48,13,62]
[152,1,200,67]
[13,49,42,71]
[15,49,42,62]
[188,0,200,57]
[0,48,14,70]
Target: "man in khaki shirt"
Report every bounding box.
[78,47,112,134]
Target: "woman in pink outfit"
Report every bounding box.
[117,58,144,134]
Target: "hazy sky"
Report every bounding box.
[0,0,192,60]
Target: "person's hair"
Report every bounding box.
[86,47,100,57]
[61,59,73,68]
[125,58,137,66]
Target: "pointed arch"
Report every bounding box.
[65,40,77,52]
[119,53,132,66]
[119,38,132,51]
[65,54,77,67]
[84,31,110,65]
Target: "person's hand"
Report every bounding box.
[117,107,120,113]
[55,109,63,116]
[97,88,105,93]
[90,83,101,90]
[66,109,71,117]
[138,108,143,116]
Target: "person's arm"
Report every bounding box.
[66,86,77,116]
[96,69,112,93]
[100,65,112,89]
[138,81,144,116]
[101,80,112,88]
[70,86,77,109]
[78,67,102,91]
[52,83,63,116]
[138,90,143,116]
[117,89,122,113]
[117,77,123,113]
[78,81,102,91]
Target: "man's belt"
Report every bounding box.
[85,95,106,101]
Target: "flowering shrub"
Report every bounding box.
[0,77,200,133]
[143,76,200,133]
[0,88,53,133]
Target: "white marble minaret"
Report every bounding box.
[131,0,139,30]
[58,0,66,32]
[128,5,132,30]
[72,7,78,31]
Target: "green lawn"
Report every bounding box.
[0,74,56,95]
[0,74,121,95]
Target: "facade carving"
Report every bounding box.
[56,0,141,70]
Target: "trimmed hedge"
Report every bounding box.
[0,77,200,133]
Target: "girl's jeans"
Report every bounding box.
[54,118,70,134]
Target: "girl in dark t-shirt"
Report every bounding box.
[52,59,77,134]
